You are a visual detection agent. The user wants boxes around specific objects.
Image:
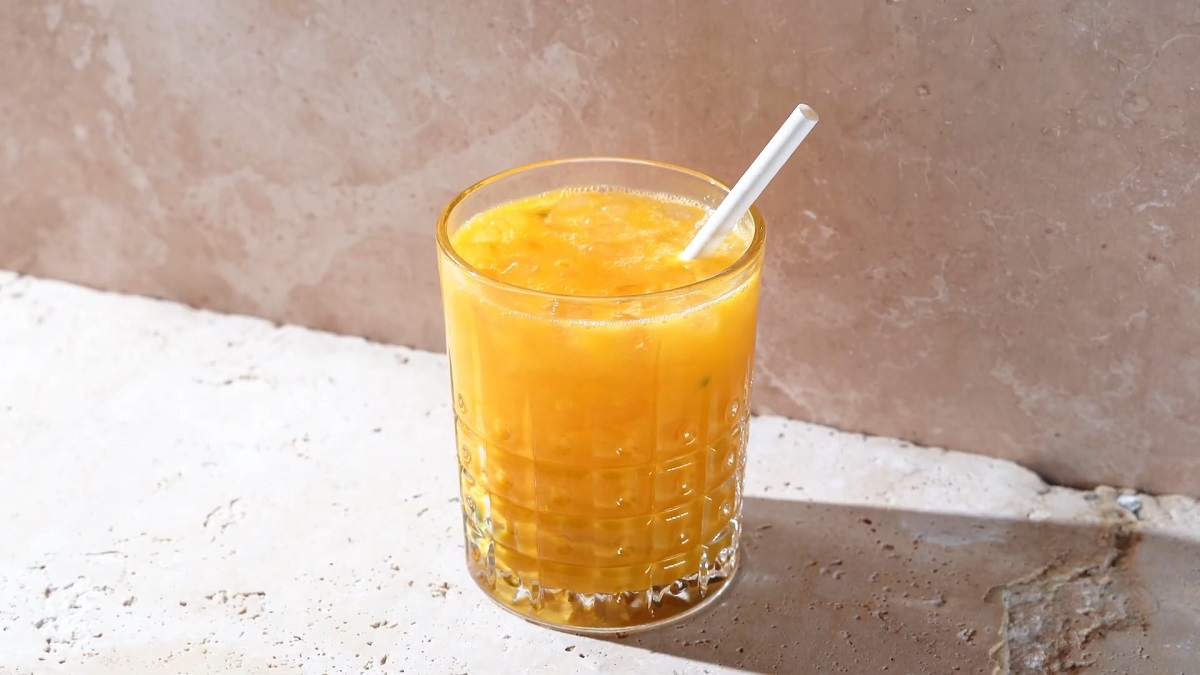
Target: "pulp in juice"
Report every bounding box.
[441,186,760,629]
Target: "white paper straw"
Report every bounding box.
[681,104,819,260]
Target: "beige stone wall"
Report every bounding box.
[3,1,1198,493]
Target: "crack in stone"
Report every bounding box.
[986,523,1147,674]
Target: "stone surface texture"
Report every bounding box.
[3,1,1199,494]
[2,273,1199,674]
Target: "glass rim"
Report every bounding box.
[435,156,767,303]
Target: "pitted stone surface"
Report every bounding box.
[2,274,1198,673]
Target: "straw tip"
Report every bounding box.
[796,104,819,122]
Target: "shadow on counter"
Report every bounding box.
[605,496,1200,673]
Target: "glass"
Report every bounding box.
[436,158,766,633]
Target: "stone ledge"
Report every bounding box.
[1,272,1197,673]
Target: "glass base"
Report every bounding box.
[466,545,741,635]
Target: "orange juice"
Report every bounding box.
[437,159,764,632]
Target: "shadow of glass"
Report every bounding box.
[605,496,1200,673]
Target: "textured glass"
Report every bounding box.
[437,158,765,633]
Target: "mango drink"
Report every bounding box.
[436,159,764,632]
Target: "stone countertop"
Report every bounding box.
[2,271,1198,674]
